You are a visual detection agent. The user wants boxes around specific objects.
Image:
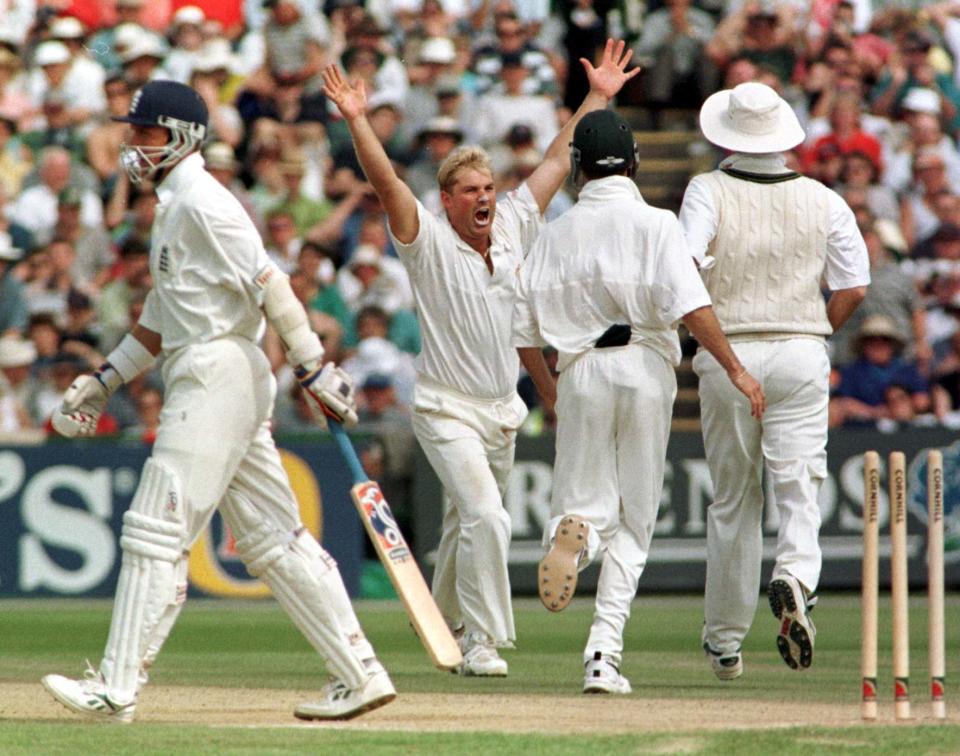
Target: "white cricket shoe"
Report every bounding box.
[41,663,135,723]
[457,632,508,677]
[703,643,743,681]
[538,515,589,612]
[582,652,632,694]
[294,664,396,721]
[768,574,816,670]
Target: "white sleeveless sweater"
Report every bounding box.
[699,170,833,338]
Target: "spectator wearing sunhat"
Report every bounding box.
[336,243,414,316]
[406,115,464,201]
[119,33,170,88]
[87,0,150,70]
[48,15,107,124]
[0,334,39,428]
[27,34,106,131]
[832,314,930,426]
[0,231,27,337]
[165,5,208,83]
[403,36,459,139]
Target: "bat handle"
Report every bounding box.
[327,419,369,485]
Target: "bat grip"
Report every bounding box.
[327,420,369,485]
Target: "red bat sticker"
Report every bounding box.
[356,482,412,565]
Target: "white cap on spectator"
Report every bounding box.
[120,34,167,64]
[354,337,401,378]
[173,5,206,27]
[0,231,22,261]
[50,16,86,39]
[902,87,940,115]
[418,116,464,140]
[0,336,37,368]
[419,37,456,65]
[873,218,907,253]
[204,141,239,170]
[351,244,383,268]
[192,39,237,74]
[115,23,146,49]
[366,90,402,113]
[35,41,71,66]
[699,81,804,154]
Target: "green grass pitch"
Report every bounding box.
[1,593,957,754]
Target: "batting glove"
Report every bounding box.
[296,362,359,427]
[51,364,122,437]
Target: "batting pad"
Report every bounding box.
[101,459,186,706]
[233,520,368,688]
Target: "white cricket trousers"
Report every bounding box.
[100,336,365,702]
[694,338,829,656]
[548,344,676,667]
[412,376,527,646]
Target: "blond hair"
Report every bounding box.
[436,145,493,192]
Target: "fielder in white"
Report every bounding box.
[41,80,395,722]
[679,82,869,679]
[321,41,638,676]
[513,109,765,694]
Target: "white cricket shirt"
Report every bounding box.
[389,183,543,399]
[679,154,870,292]
[512,176,712,371]
[139,152,275,352]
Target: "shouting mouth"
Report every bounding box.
[474,207,491,226]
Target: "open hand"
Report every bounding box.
[582,38,640,100]
[321,64,367,121]
[730,368,766,419]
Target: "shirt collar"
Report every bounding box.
[578,175,645,203]
[156,152,205,206]
[719,153,789,175]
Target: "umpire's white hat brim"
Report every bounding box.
[699,82,805,154]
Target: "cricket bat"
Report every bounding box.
[327,420,463,671]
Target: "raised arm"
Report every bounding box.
[525,39,640,214]
[321,65,419,244]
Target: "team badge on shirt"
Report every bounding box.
[158,244,170,273]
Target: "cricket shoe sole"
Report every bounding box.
[768,576,815,670]
[538,515,588,612]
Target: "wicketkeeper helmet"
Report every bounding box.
[114,80,208,184]
[570,109,637,181]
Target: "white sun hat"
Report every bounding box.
[34,40,71,67]
[49,16,86,40]
[699,82,804,154]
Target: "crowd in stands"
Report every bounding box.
[4,0,960,485]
